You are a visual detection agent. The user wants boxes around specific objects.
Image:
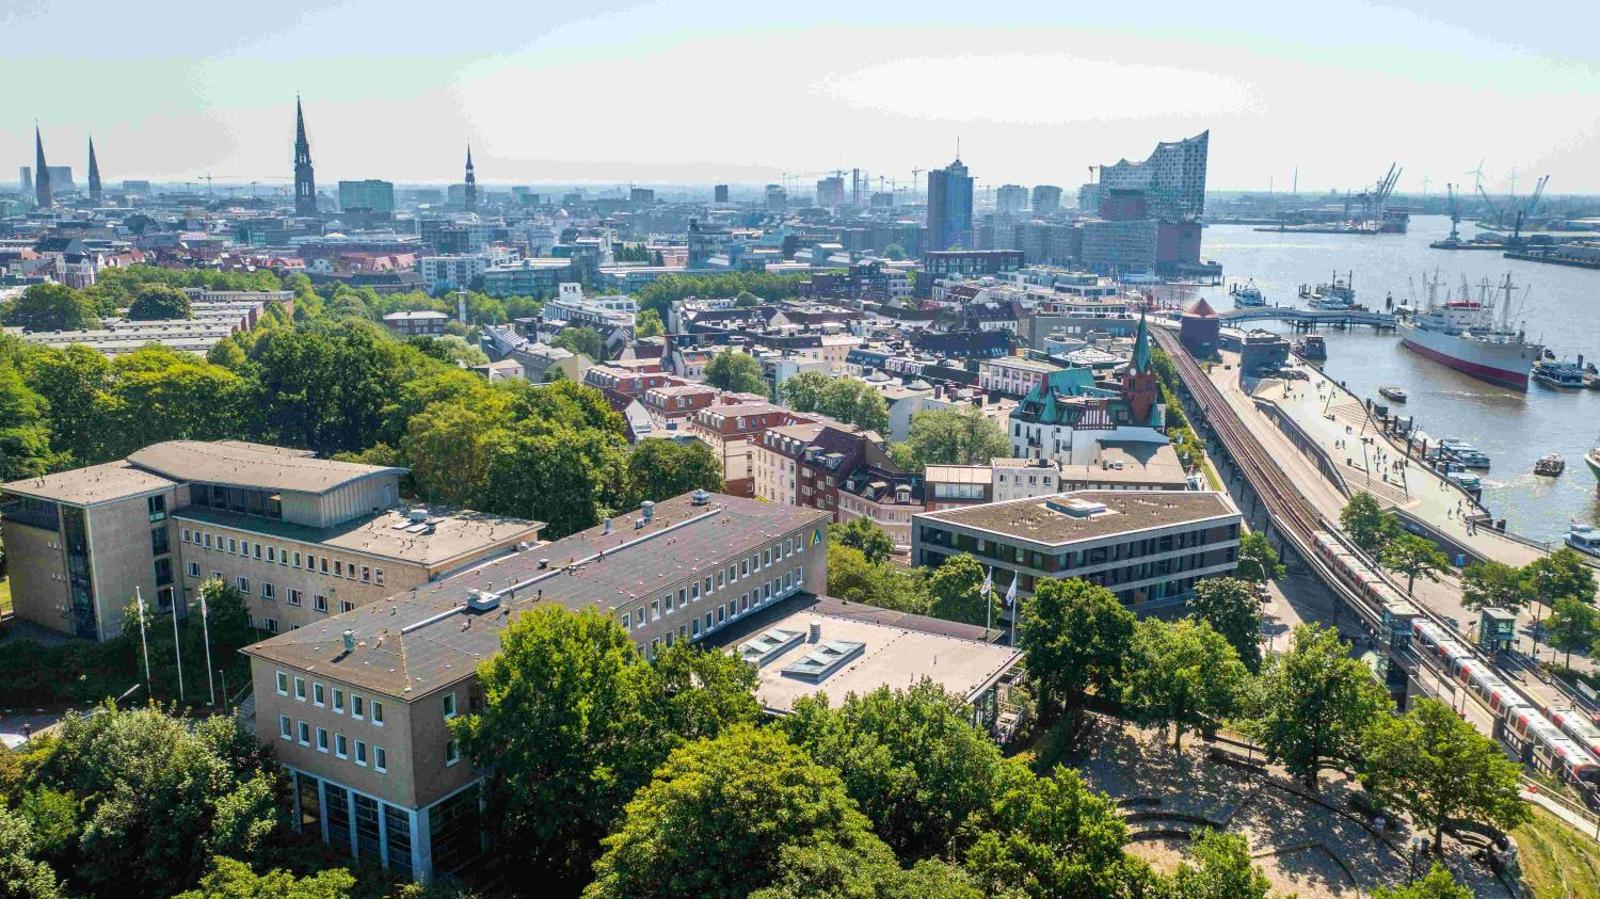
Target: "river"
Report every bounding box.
[1164,214,1600,543]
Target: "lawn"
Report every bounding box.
[1514,806,1600,899]
[0,577,10,617]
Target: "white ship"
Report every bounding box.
[1399,271,1542,391]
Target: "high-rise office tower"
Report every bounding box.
[996,184,1028,215]
[19,167,33,206]
[87,137,103,205]
[34,127,53,208]
[463,146,477,213]
[925,157,973,251]
[293,97,317,215]
[1031,185,1062,215]
[714,184,729,203]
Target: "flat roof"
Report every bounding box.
[923,464,990,485]
[1060,443,1187,486]
[705,595,1021,714]
[2,461,176,507]
[983,356,1062,372]
[916,489,1238,546]
[127,441,406,496]
[178,504,543,568]
[244,493,831,698]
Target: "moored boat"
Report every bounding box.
[1229,279,1266,307]
[1378,385,1407,402]
[1567,523,1600,559]
[1534,453,1565,477]
[1398,271,1542,391]
[1533,354,1586,389]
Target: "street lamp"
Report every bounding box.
[1409,835,1427,882]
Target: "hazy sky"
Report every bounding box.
[7,0,1599,193]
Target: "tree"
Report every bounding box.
[782,682,1002,860]
[1187,577,1265,673]
[900,406,1009,469]
[1372,864,1472,899]
[733,290,762,308]
[1360,698,1530,849]
[704,349,767,394]
[0,368,53,481]
[1019,578,1135,715]
[552,325,604,361]
[816,379,889,434]
[484,425,615,538]
[126,285,193,321]
[1546,595,1600,667]
[0,808,62,899]
[781,371,831,413]
[0,283,100,332]
[634,308,665,338]
[1381,534,1450,594]
[1252,624,1391,791]
[400,400,499,507]
[1160,829,1271,899]
[1340,493,1397,555]
[452,607,758,891]
[583,725,889,899]
[962,762,1141,898]
[1526,547,1598,619]
[826,545,931,615]
[19,344,109,467]
[1460,560,1528,612]
[882,243,907,261]
[173,856,355,899]
[925,554,1003,626]
[753,846,982,899]
[626,438,724,505]
[831,517,895,565]
[1123,618,1248,749]
[1234,531,1285,584]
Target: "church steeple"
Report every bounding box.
[1131,309,1152,374]
[87,136,103,205]
[293,97,317,216]
[1121,310,1160,426]
[463,145,477,212]
[34,126,53,209]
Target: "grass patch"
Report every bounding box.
[1514,805,1600,899]
[0,577,10,617]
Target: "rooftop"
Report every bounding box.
[705,594,1021,714]
[2,461,176,507]
[178,504,543,568]
[923,464,990,485]
[243,493,831,698]
[916,489,1237,546]
[127,440,406,495]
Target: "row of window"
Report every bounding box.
[622,535,806,630]
[188,564,356,614]
[628,566,803,649]
[277,672,389,725]
[181,527,385,586]
[281,716,388,773]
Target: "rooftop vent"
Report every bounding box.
[342,629,355,653]
[467,590,501,613]
[641,500,655,522]
[690,488,712,506]
[407,508,429,523]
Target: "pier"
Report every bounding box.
[1219,306,1398,333]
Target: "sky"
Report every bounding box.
[6,0,1600,193]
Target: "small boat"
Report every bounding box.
[1534,453,1565,477]
[1533,355,1586,389]
[1230,279,1266,307]
[1438,438,1491,469]
[1587,447,1600,491]
[1300,271,1359,309]
[1378,386,1408,402]
[1567,523,1600,559]
[1291,335,1327,361]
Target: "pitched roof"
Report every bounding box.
[1184,297,1218,318]
[126,441,405,495]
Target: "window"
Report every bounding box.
[276,671,289,695]
[663,593,673,613]
[320,557,329,575]
[692,618,701,636]
[187,561,201,578]
[340,600,354,614]
[293,552,302,568]
[354,740,368,767]
[253,543,262,560]
[265,617,278,633]
[333,688,345,713]
[361,566,371,583]
[151,527,170,556]
[279,715,292,740]
[704,576,712,594]
[316,727,329,753]
[651,600,660,622]
[442,693,457,719]
[351,695,365,720]
[446,740,461,766]
[203,533,213,549]
[314,594,328,613]
[294,677,306,701]
[297,721,311,746]
[147,494,167,522]
[182,528,192,544]
[228,538,237,554]
[634,608,645,627]
[313,682,325,706]
[741,559,749,577]
[371,700,384,726]
[236,576,250,594]
[716,571,725,589]
[211,570,222,582]
[335,733,348,758]
[305,554,315,572]
[261,582,275,601]
[266,546,276,563]
[690,583,699,601]
[279,547,288,566]
[240,541,249,557]
[374,746,387,773]
[288,589,303,607]
[374,568,384,586]
[333,560,342,578]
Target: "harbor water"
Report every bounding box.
[1173,214,1600,543]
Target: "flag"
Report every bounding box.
[1004,574,1018,609]
[982,567,993,598]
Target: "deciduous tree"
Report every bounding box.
[626,438,724,505]
[1460,560,1529,612]
[1235,531,1286,584]
[781,371,830,413]
[1340,494,1397,555]
[1372,863,1472,899]
[704,349,767,394]
[0,283,100,332]
[1019,578,1135,715]
[126,285,193,321]
[900,405,1009,469]
[1159,829,1271,899]
[1546,595,1600,667]
[1123,618,1248,749]
[1252,624,1390,791]
[1381,533,1450,594]
[1187,577,1265,673]
[925,553,1003,626]
[830,517,895,565]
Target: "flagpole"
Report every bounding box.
[1007,574,1019,646]
[983,566,993,639]
[135,587,152,699]
[169,589,185,703]
[199,588,216,706]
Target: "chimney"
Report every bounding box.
[342,629,355,653]
[642,500,655,522]
[809,619,822,643]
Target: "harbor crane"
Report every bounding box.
[1476,183,1506,229]
[1444,182,1460,242]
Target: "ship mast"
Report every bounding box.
[1499,273,1516,330]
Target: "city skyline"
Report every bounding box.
[5,0,1600,193]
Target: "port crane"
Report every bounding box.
[1342,163,1401,222]
[1444,183,1461,242]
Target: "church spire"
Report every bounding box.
[34,125,53,208]
[293,97,317,215]
[463,144,477,212]
[87,136,103,205]
[1132,309,1152,374]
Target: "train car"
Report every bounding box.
[1550,708,1600,759]
[1507,706,1600,785]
